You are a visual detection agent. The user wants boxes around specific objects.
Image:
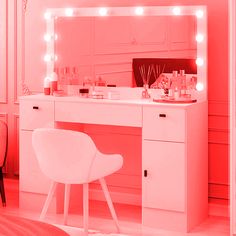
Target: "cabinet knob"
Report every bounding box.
[144,170,148,177]
[33,106,39,110]
[159,113,166,118]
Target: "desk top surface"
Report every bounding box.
[19,94,204,108]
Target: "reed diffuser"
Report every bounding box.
[139,64,153,98]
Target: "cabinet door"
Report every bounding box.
[142,140,185,212]
[19,130,51,194]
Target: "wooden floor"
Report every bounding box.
[0,178,230,236]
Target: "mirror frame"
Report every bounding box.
[43,6,207,101]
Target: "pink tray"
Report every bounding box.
[153,98,197,104]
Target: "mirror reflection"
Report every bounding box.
[54,15,197,88]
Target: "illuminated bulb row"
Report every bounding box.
[44,7,204,19]
[172,7,204,18]
[43,7,205,92]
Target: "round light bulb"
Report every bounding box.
[65,8,74,17]
[196,34,204,43]
[44,54,57,62]
[44,12,52,20]
[135,7,144,16]
[173,7,181,15]
[196,10,204,18]
[44,34,51,42]
[196,58,204,66]
[44,34,57,42]
[196,82,204,91]
[99,7,108,16]
[44,54,51,62]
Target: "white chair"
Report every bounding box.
[32,128,123,235]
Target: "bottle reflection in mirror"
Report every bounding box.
[54,66,80,95]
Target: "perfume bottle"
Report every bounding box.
[95,75,106,86]
[179,70,187,97]
[50,72,58,95]
[170,71,179,99]
[43,77,51,95]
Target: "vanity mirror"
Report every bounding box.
[43,6,207,101]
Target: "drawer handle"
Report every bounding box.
[159,114,166,118]
[144,170,148,177]
[33,106,39,110]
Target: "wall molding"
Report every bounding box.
[0,0,8,104]
[13,114,19,175]
[17,0,32,98]
[208,202,229,217]
[22,0,27,13]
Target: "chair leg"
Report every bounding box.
[83,183,89,236]
[99,178,120,233]
[63,184,71,225]
[40,181,57,221]
[0,169,6,207]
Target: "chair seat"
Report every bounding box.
[85,152,123,184]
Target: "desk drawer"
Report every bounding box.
[143,107,186,142]
[20,100,54,130]
[55,102,142,127]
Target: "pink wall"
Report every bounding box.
[0,0,229,209]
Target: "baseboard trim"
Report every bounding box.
[208,202,229,217]
[90,189,229,218]
[89,189,141,206]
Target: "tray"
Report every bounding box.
[153,98,197,104]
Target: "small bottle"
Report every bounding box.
[174,87,180,100]
[50,72,58,95]
[71,67,80,85]
[179,70,187,97]
[171,71,179,100]
[44,77,51,95]
[95,75,106,86]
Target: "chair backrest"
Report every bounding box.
[0,121,8,167]
[32,128,98,184]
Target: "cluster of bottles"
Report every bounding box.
[155,70,197,100]
[43,66,108,96]
[54,67,80,89]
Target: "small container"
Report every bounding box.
[50,81,58,95]
[50,72,58,95]
[95,76,106,86]
[44,77,51,95]
[79,88,89,98]
[174,88,180,100]
[107,91,120,100]
[44,87,50,95]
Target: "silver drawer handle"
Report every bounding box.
[159,114,166,118]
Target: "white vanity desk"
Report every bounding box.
[19,93,208,232]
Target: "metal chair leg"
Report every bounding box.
[0,169,6,207]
